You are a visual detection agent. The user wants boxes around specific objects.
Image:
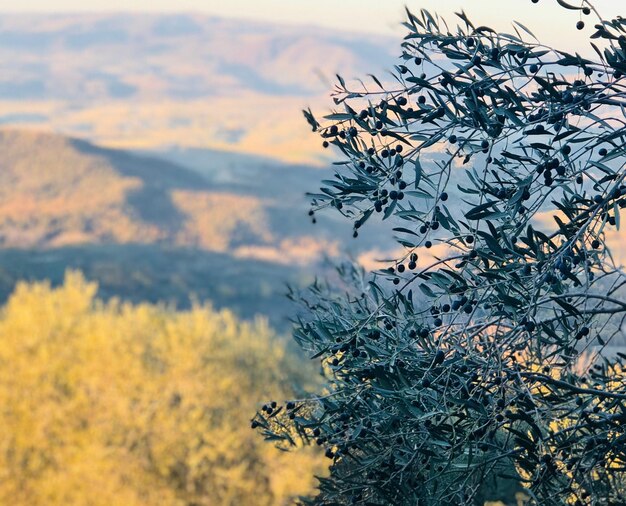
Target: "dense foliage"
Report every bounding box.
[0,272,324,505]
[255,2,626,505]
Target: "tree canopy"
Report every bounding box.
[254,2,626,504]
[0,272,324,506]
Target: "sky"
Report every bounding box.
[0,0,623,54]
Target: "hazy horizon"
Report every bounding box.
[0,0,623,51]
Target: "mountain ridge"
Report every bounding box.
[0,128,388,259]
[0,129,265,251]
[0,12,398,163]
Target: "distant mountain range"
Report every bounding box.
[0,13,398,163]
[0,13,395,100]
[0,13,403,325]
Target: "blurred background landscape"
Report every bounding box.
[0,1,624,504]
[0,5,403,504]
[0,12,402,328]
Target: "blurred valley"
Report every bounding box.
[0,13,398,327]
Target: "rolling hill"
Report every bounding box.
[0,129,271,251]
[0,129,392,326]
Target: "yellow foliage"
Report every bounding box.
[0,272,325,505]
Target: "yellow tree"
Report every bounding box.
[0,271,325,505]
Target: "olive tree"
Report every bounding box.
[253,1,626,504]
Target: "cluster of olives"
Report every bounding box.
[575,325,590,340]
[388,234,473,285]
[315,412,358,460]
[327,332,372,367]
[432,294,478,319]
[535,156,570,187]
[251,400,301,429]
[260,401,277,415]
[250,402,278,428]
[388,253,420,285]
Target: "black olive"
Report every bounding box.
[434,350,445,365]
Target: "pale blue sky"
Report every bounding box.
[0,0,623,52]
